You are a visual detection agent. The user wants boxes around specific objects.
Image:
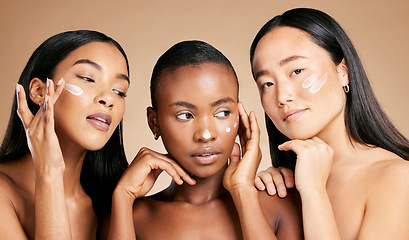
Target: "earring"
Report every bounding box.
[154,133,160,140]
[343,84,350,93]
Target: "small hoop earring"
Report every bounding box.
[343,84,350,93]
[154,134,160,140]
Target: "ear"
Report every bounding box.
[29,78,47,105]
[147,106,160,136]
[336,58,349,86]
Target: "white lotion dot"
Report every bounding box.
[234,122,237,128]
[226,127,231,133]
[64,83,83,96]
[203,129,211,139]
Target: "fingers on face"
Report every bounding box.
[135,148,196,186]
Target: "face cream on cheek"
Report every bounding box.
[302,71,328,94]
[226,127,231,133]
[63,83,83,96]
[234,122,237,128]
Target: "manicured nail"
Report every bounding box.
[56,77,64,86]
[46,78,50,95]
[16,84,20,95]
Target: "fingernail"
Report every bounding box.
[46,78,50,95]
[56,77,64,86]
[16,84,20,95]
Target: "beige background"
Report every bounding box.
[0,0,408,194]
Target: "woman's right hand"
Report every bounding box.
[278,137,333,195]
[255,166,294,198]
[115,148,196,202]
[16,78,65,176]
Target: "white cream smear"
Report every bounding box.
[234,122,237,128]
[226,127,231,133]
[203,129,211,139]
[64,83,83,96]
[302,71,328,93]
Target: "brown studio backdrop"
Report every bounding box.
[0,0,408,194]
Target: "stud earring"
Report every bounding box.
[343,84,350,93]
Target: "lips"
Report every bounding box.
[191,148,221,165]
[283,109,306,122]
[86,112,112,131]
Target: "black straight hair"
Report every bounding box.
[150,40,238,110]
[250,8,409,169]
[0,30,129,218]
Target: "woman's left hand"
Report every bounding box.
[16,78,65,176]
[223,102,261,193]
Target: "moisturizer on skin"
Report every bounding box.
[302,71,328,93]
[64,83,83,96]
[203,129,211,139]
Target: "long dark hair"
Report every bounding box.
[250,8,409,169]
[0,30,129,217]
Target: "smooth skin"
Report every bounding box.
[103,63,302,240]
[0,42,129,240]
[252,26,409,240]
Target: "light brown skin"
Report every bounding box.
[253,26,409,239]
[0,42,129,239]
[103,62,302,240]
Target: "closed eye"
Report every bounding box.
[77,75,95,82]
[113,89,127,98]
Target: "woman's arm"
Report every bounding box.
[278,137,340,240]
[16,79,72,240]
[105,148,196,240]
[223,103,277,240]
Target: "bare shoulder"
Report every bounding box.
[368,152,409,189]
[356,150,409,238]
[0,168,30,239]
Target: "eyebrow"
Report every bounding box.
[279,55,308,66]
[73,59,129,83]
[169,97,235,109]
[211,97,235,107]
[254,55,308,81]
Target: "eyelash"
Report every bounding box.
[113,90,127,98]
[290,69,303,76]
[77,75,127,98]
[176,112,194,121]
[261,82,274,89]
[77,75,95,82]
[214,110,231,119]
[175,110,232,121]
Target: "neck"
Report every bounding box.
[316,111,365,164]
[61,147,87,197]
[166,164,230,205]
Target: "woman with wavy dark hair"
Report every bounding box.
[0,30,130,239]
[249,8,409,239]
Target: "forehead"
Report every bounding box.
[55,42,128,74]
[156,63,238,107]
[252,26,328,69]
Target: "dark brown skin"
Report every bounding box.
[102,62,303,240]
[131,179,302,240]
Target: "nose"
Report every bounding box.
[277,83,295,107]
[193,118,217,143]
[95,88,114,109]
